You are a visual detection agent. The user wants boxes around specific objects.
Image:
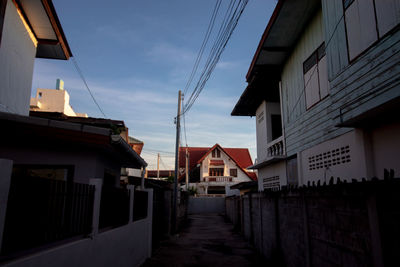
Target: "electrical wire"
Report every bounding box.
[71,57,107,118]
[286,13,345,122]
[183,0,222,96]
[182,0,249,116]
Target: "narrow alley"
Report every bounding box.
[143,214,267,267]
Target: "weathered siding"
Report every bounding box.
[329,27,400,126]
[321,0,349,80]
[280,8,345,157]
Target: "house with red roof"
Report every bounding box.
[179,144,257,195]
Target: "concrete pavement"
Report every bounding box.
[142,214,267,267]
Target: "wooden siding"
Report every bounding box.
[329,27,400,125]
[321,0,349,80]
[281,1,400,157]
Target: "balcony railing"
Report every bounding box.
[267,136,285,157]
[203,176,233,182]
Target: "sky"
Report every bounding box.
[31,0,277,170]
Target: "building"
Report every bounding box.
[232,0,400,190]
[146,170,174,179]
[0,0,71,115]
[179,144,257,195]
[30,79,88,117]
[0,1,152,265]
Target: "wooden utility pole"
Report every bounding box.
[157,153,160,178]
[172,90,181,234]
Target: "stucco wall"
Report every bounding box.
[4,189,154,267]
[298,129,369,185]
[257,161,287,190]
[0,0,36,115]
[187,196,225,214]
[371,122,400,179]
[31,89,77,116]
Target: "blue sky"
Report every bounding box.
[31,0,276,170]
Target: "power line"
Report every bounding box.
[142,148,175,154]
[183,0,222,96]
[182,0,249,116]
[71,57,107,118]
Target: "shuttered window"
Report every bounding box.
[344,0,399,61]
[304,43,329,109]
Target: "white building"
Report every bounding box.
[179,144,257,195]
[232,0,400,190]
[0,0,72,115]
[30,79,88,117]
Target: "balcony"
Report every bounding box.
[203,176,233,182]
[267,136,285,157]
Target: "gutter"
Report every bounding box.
[111,135,148,168]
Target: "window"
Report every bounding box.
[230,168,237,177]
[344,0,400,61]
[209,168,224,176]
[271,114,282,140]
[212,149,220,158]
[38,92,42,98]
[304,43,329,109]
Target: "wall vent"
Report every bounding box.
[308,145,351,171]
[263,176,280,189]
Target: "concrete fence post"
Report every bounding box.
[144,188,153,258]
[0,159,13,253]
[89,178,103,238]
[367,194,384,267]
[127,185,135,222]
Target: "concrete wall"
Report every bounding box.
[0,0,36,115]
[226,180,400,267]
[187,196,225,214]
[258,161,287,190]
[3,185,154,267]
[370,122,400,179]
[30,89,77,116]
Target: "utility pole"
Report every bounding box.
[185,148,189,191]
[157,153,160,178]
[172,90,181,234]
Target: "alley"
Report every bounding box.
[142,214,267,267]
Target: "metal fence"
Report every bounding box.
[1,177,95,257]
[99,186,130,230]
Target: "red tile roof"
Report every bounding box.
[179,144,257,181]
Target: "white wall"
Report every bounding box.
[257,161,287,190]
[0,0,36,115]
[31,89,77,116]
[371,122,400,179]
[4,189,154,267]
[256,102,268,161]
[299,130,369,185]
